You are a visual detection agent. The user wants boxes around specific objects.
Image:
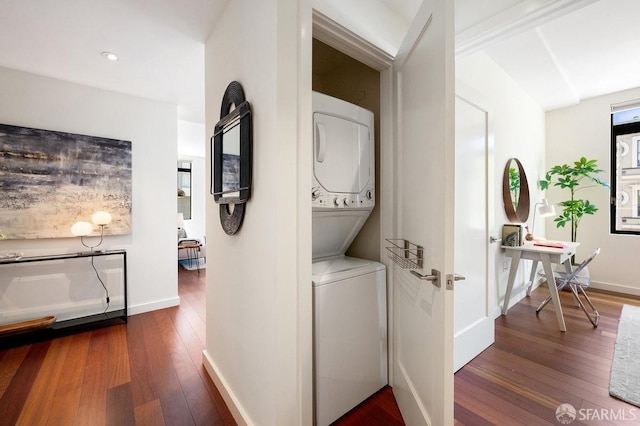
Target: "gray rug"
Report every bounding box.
[610,304,640,407]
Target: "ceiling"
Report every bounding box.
[0,0,227,123]
[456,0,640,111]
[0,0,638,125]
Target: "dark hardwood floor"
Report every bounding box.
[2,268,640,425]
[339,287,640,426]
[334,386,404,425]
[0,267,235,426]
[455,287,640,426]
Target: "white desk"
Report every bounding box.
[502,241,579,332]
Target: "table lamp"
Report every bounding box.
[71,211,112,252]
[525,199,556,241]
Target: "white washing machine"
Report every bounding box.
[312,92,387,425]
[313,257,387,426]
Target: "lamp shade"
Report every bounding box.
[92,211,112,225]
[538,199,556,217]
[71,221,93,237]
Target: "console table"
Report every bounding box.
[0,249,127,346]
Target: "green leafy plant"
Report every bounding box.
[509,167,520,208]
[539,157,609,243]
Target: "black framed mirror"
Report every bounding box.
[502,158,530,223]
[211,81,252,235]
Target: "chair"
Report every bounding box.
[536,248,600,327]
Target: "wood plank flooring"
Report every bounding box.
[0,267,235,426]
[339,287,640,425]
[455,287,640,426]
[2,268,640,425]
[334,386,404,425]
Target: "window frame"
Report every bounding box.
[178,160,192,220]
[610,113,640,235]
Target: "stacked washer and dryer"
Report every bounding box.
[311,92,388,425]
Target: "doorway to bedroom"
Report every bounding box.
[177,157,207,274]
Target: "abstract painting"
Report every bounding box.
[0,124,132,239]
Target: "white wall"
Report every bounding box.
[0,66,179,317]
[178,120,206,158]
[202,0,312,424]
[456,52,547,314]
[312,0,409,56]
[546,86,640,295]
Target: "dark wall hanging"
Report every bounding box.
[0,124,132,239]
[211,81,252,235]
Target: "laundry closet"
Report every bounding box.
[311,38,386,425]
[312,39,381,261]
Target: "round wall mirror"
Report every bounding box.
[502,158,530,223]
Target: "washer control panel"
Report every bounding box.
[311,182,374,210]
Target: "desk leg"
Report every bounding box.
[502,251,522,315]
[526,260,539,297]
[541,253,566,332]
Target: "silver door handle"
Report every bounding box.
[490,236,502,243]
[446,273,466,290]
[410,269,441,288]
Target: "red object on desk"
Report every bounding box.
[533,241,566,248]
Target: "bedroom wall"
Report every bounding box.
[0,66,179,317]
[456,51,547,315]
[546,86,640,296]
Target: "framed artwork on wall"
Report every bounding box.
[0,123,132,239]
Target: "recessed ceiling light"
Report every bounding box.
[101,51,118,61]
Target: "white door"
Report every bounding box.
[453,93,494,372]
[391,0,455,424]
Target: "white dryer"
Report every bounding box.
[311,92,387,425]
[312,92,375,260]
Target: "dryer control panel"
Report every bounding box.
[311,182,375,210]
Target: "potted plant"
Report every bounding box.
[539,157,609,244]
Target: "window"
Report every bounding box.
[611,102,640,234]
[178,161,192,220]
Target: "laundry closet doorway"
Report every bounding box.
[312,2,490,421]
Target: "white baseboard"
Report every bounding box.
[128,296,180,316]
[493,277,545,319]
[202,350,252,426]
[590,280,640,297]
[494,279,640,320]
